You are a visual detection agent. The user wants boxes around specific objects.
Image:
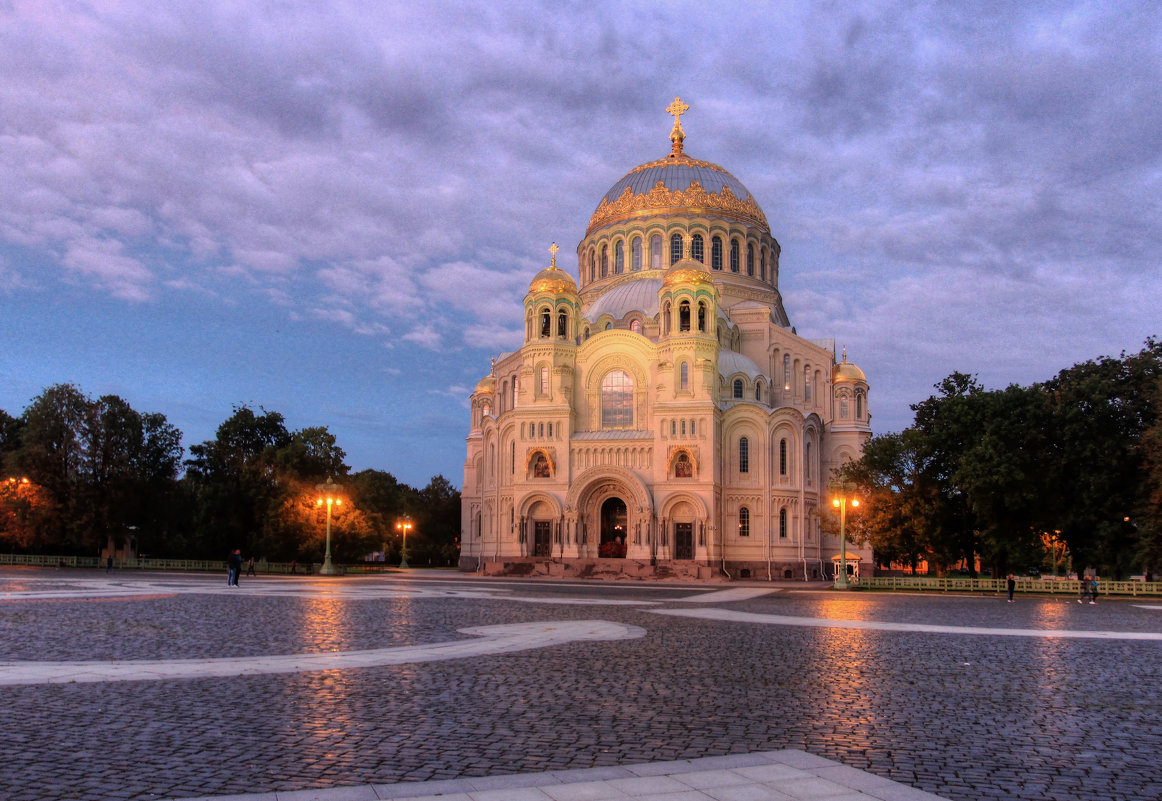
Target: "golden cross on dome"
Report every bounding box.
[666,96,689,156]
[549,242,559,268]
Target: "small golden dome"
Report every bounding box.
[474,375,496,394]
[833,350,866,384]
[528,266,578,296]
[663,258,713,288]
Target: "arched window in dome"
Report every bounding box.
[711,236,723,270]
[730,240,740,273]
[679,361,689,390]
[679,300,691,332]
[540,309,551,339]
[589,253,596,283]
[669,233,683,265]
[630,319,642,334]
[615,241,624,274]
[739,436,749,473]
[755,380,763,402]
[631,237,642,271]
[601,370,634,429]
[601,245,608,277]
[747,244,754,276]
[604,322,612,330]
[691,234,704,263]
[733,378,744,399]
[739,507,750,537]
[697,302,706,332]
[650,235,663,270]
[760,249,767,282]
[557,311,568,339]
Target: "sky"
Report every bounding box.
[1,1,1159,489]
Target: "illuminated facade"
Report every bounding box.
[461,99,872,580]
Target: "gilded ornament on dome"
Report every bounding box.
[587,178,769,234]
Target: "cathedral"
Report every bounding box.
[461,99,872,581]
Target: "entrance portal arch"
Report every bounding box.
[600,496,628,557]
[566,467,653,559]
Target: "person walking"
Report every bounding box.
[1078,574,1090,604]
[1089,576,1099,605]
[1007,574,1016,603]
[245,556,256,577]
[227,549,242,586]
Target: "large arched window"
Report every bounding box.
[746,244,754,276]
[733,378,744,399]
[779,438,788,475]
[601,370,634,429]
[650,234,663,270]
[631,236,642,271]
[691,234,704,263]
[679,361,689,390]
[669,233,683,265]
[739,436,750,473]
[711,236,723,270]
[739,507,750,537]
[679,300,691,332]
[615,241,624,274]
[730,240,740,272]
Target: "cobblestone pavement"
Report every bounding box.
[1,568,1160,801]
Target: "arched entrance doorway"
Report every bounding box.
[599,497,627,558]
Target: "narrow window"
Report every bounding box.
[663,301,671,335]
[601,244,608,277]
[856,391,864,418]
[671,420,676,436]
[739,507,750,537]
[679,301,691,332]
[804,366,812,402]
[805,442,812,482]
[697,302,706,332]
[589,253,596,282]
[779,438,788,475]
[690,420,695,436]
[632,236,642,271]
[615,241,624,274]
[755,381,762,402]
[670,233,683,265]
[691,234,704,263]
[733,378,744,399]
[730,240,740,273]
[650,234,663,269]
[540,310,551,338]
[680,361,689,390]
[779,508,788,538]
[557,311,567,338]
[511,441,515,474]
[681,419,686,435]
[746,244,754,276]
[538,422,543,437]
[739,436,749,473]
[783,354,791,390]
[840,397,850,418]
[711,236,723,270]
[512,377,519,407]
[540,366,549,395]
[547,422,553,437]
[760,250,766,281]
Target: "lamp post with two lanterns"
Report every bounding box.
[315,478,343,576]
[831,481,860,590]
[395,519,412,569]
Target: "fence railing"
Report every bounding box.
[0,553,324,575]
[852,575,1162,597]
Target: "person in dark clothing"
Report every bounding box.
[245,556,256,577]
[1007,574,1016,602]
[227,549,242,586]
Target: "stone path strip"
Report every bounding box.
[172,749,950,801]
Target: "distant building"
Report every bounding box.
[461,99,871,580]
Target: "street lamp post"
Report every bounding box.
[396,519,412,569]
[316,478,343,576]
[831,482,860,590]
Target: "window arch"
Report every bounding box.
[739,436,750,473]
[755,381,763,402]
[760,249,766,281]
[779,438,788,475]
[840,395,850,418]
[783,354,791,391]
[739,507,750,537]
[669,233,683,265]
[697,302,706,332]
[631,236,642,271]
[601,370,634,429]
[779,508,788,538]
[614,240,624,274]
[600,244,608,277]
[589,252,596,282]
[805,441,812,483]
[679,361,689,390]
[733,378,744,399]
[730,240,740,272]
[630,319,643,334]
[691,234,704,263]
[557,311,568,338]
[650,234,663,269]
[804,366,812,402]
[856,391,864,419]
[679,300,691,332]
[746,244,754,276]
[711,236,723,270]
[540,309,551,338]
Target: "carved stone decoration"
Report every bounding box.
[588,179,770,235]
